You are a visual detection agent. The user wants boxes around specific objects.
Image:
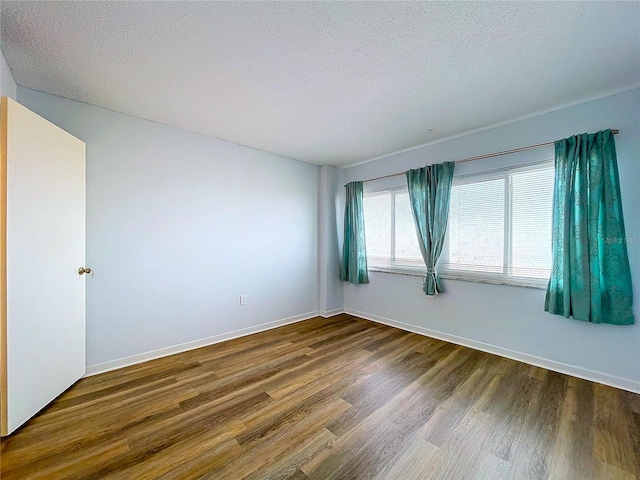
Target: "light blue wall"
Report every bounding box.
[343,88,640,390]
[318,165,344,315]
[18,87,320,368]
[1,50,17,100]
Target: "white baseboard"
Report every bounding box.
[345,308,640,394]
[320,308,345,318]
[85,311,321,377]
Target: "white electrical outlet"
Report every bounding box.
[240,295,247,305]
[426,296,434,306]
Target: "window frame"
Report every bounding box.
[363,160,554,289]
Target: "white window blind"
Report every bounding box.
[440,161,554,286]
[363,188,423,271]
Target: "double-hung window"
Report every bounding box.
[363,160,555,287]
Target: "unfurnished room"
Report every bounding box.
[0,1,638,479]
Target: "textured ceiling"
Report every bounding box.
[1,2,639,166]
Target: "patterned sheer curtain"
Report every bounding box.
[340,181,369,284]
[545,130,634,325]
[406,162,455,295]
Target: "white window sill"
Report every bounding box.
[367,266,548,290]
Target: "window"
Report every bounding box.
[363,160,555,287]
[363,188,423,271]
[440,161,554,286]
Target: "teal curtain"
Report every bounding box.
[406,162,455,295]
[545,130,634,325]
[340,181,369,284]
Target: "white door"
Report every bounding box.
[1,97,86,436]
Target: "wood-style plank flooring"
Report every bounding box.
[1,314,639,479]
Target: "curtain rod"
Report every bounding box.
[363,129,620,183]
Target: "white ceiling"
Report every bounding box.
[1,2,639,166]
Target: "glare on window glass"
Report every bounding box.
[363,194,391,259]
[394,193,423,261]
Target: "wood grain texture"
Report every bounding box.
[1,314,638,479]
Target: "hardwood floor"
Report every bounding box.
[1,314,639,479]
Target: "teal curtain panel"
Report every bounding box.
[545,130,634,325]
[340,181,369,284]
[406,162,455,295]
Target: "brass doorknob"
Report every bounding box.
[78,267,93,276]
